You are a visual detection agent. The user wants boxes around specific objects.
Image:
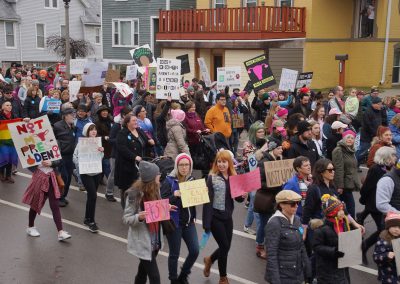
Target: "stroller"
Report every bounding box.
[140,156,175,184]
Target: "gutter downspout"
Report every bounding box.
[19,21,23,64]
[166,0,170,10]
[380,0,392,85]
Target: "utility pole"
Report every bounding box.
[63,0,71,78]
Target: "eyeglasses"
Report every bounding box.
[178,163,190,168]
[282,201,300,207]
[325,168,335,173]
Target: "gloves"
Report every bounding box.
[335,250,345,258]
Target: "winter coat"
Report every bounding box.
[367,141,392,168]
[332,140,361,191]
[238,100,253,130]
[164,119,190,160]
[95,115,113,159]
[53,120,76,157]
[265,210,310,284]
[184,111,205,145]
[155,100,171,148]
[360,106,388,143]
[359,164,388,213]
[390,123,400,158]
[22,95,41,119]
[123,189,164,261]
[289,103,312,118]
[204,104,232,138]
[74,116,92,142]
[251,97,270,122]
[109,122,122,159]
[325,132,342,160]
[286,135,319,167]
[0,97,22,118]
[38,78,49,94]
[373,232,399,284]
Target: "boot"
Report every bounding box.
[178,273,189,284]
[203,256,212,277]
[170,280,180,284]
[256,245,267,259]
[219,276,229,284]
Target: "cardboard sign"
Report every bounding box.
[70,59,87,75]
[111,82,132,98]
[264,159,295,188]
[229,168,261,198]
[130,44,155,67]
[338,229,362,268]
[68,81,82,102]
[41,98,61,113]
[180,179,210,208]
[279,68,299,92]
[248,153,258,172]
[8,116,61,168]
[78,137,102,174]
[197,57,212,87]
[217,67,241,90]
[156,58,181,100]
[296,72,313,89]
[176,54,191,75]
[392,238,400,275]
[144,199,170,223]
[81,60,108,89]
[105,69,120,83]
[126,65,138,81]
[146,67,157,94]
[244,54,276,92]
[232,113,244,129]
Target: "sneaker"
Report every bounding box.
[26,227,40,237]
[59,199,67,207]
[244,226,256,235]
[178,273,189,284]
[106,194,117,202]
[79,186,86,192]
[83,218,91,226]
[58,230,71,241]
[88,222,99,233]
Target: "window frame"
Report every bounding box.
[44,0,59,9]
[393,48,400,84]
[245,0,257,7]
[214,0,225,8]
[111,18,139,48]
[4,21,16,49]
[277,0,292,6]
[36,23,46,49]
[95,27,101,45]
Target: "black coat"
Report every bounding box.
[114,127,150,190]
[360,106,388,143]
[238,100,253,130]
[53,120,76,156]
[95,116,113,159]
[155,100,171,148]
[0,97,22,118]
[289,103,312,118]
[360,164,388,213]
[109,122,121,159]
[23,95,41,119]
[251,97,270,122]
[286,135,319,167]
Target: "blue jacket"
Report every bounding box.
[74,116,92,142]
[390,123,400,158]
[387,109,397,125]
[283,175,303,217]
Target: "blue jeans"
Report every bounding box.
[166,222,199,280]
[244,191,256,228]
[59,155,74,200]
[255,212,272,245]
[102,158,111,178]
[339,190,355,218]
[356,140,370,165]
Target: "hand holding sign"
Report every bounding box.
[180,179,210,208]
[144,199,171,223]
[229,168,261,198]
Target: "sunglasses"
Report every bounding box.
[325,168,335,173]
[282,201,300,207]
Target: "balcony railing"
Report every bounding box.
[157,6,306,41]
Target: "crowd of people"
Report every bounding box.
[2,61,400,284]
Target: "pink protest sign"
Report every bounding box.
[229,168,261,198]
[144,199,170,223]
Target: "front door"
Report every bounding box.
[213,55,223,82]
[151,17,161,59]
[393,48,400,84]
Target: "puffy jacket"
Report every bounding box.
[184,112,205,145]
[23,95,41,119]
[164,119,190,160]
[390,123,400,158]
[359,164,388,213]
[53,120,76,156]
[286,135,319,167]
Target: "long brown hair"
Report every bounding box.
[131,179,160,202]
[209,150,237,176]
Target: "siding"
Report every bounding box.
[84,25,102,59]
[268,48,303,84]
[0,21,20,62]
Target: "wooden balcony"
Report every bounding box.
[157,6,306,41]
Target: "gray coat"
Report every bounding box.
[122,189,164,261]
[164,118,190,160]
[265,211,310,284]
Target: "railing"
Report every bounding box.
[158,6,306,36]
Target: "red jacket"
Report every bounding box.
[184,112,205,145]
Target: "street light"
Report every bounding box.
[63,0,71,78]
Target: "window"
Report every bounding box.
[60,25,66,37]
[36,23,45,49]
[112,19,139,47]
[393,48,400,84]
[278,0,292,6]
[5,22,15,48]
[95,27,101,44]
[245,0,257,7]
[214,0,225,8]
[45,0,58,9]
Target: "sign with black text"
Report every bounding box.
[296,72,313,89]
[244,54,276,92]
[156,58,181,100]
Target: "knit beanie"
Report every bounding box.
[82,123,95,137]
[371,96,382,104]
[267,138,282,151]
[321,194,344,217]
[139,161,160,183]
[262,93,270,101]
[342,130,356,138]
[385,211,400,229]
[276,108,288,118]
[268,91,278,100]
[174,153,193,175]
[170,109,185,122]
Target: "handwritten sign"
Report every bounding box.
[126,65,138,81]
[180,179,210,208]
[197,57,212,87]
[338,229,362,268]
[156,58,181,100]
[144,199,170,223]
[232,113,244,129]
[146,67,157,94]
[229,168,261,198]
[41,98,61,113]
[296,72,313,89]
[217,67,241,90]
[392,238,400,274]
[8,116,61,168]
[248,153,258,172]
[78,137,102,174]
[244,54,276,92]
[111,82,132,98]
[81,60,108,88]
[264,159,295,188]
[68,81,81,102]
[279,68,299,92]
[70,59,87,75]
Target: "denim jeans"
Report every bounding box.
[244,191,256,228]
[58,155,74,200]
[356,140,371,165]
[339,190,355,218]
[102,158,111,178]
[166,223,199,280]
[255,212,271,245]
[106,158,115,195]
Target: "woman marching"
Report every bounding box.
[161,153,199,284]
[202,150,245,284]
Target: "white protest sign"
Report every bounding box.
[111,82,132,98]
[392,238,400,275]
[78,137,103,174]
[217,67,241,90]
[156,58,181,100]
[81,60,108,88]
[248,153,258,172]
[0,73,6,83]
[279,68,299,92]
[68,81,82,102]
[70,59,87,75]
[126,65,138,81]
[8,115,61,168]
[296,72,314,89]
[197,58,212,87]
[338,228,362,268]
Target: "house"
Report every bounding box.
[0,0,102,67]
[102,0,196,68]
[157,0,400,89]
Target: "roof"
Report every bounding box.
[80,0,101,26]
[0,0,20,21]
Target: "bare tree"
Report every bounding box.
[46,35,94,59]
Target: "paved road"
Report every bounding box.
[0,168,380,283]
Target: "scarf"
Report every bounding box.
[326,216,350,234]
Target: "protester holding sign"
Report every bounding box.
[160,153,200,284]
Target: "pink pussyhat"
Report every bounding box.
[171,109,186,122]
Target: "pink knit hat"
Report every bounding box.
[171,109,186,122]
[342,130,356,138]
[276,108,288,118]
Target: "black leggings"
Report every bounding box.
[135,251,160,284]
[0,163,12,177]
[210,217,233,277]
[80,174,100,223]
[364,211,384,251]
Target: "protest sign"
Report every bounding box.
[180,179,210,208]
[70,59,87,75]
[217,67,241,90]
[81,60,108,92]
[0,73,7,83]
[126,65,138,81]
[176,54,191,75]
[338,229,362,268]
[248,153,258,172]
[279,68,299,92]
[156,58,181,100]
[110,82,132,98]
[296,72,313,89]
[0,118,22,167]
[392,238,400,275]
[244,54,276,92]
[197,58,212,87]
[78,137,102,175]
[40,98,61,113]
[144,199,170,223]
[264,159,295,188]
[8,116,61,168]
[229,168,261,198]
[232,113,244,129]
[146,67,157,94]
[105,69,120,82]
[130,44,155,67]
[68,81,82,102]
